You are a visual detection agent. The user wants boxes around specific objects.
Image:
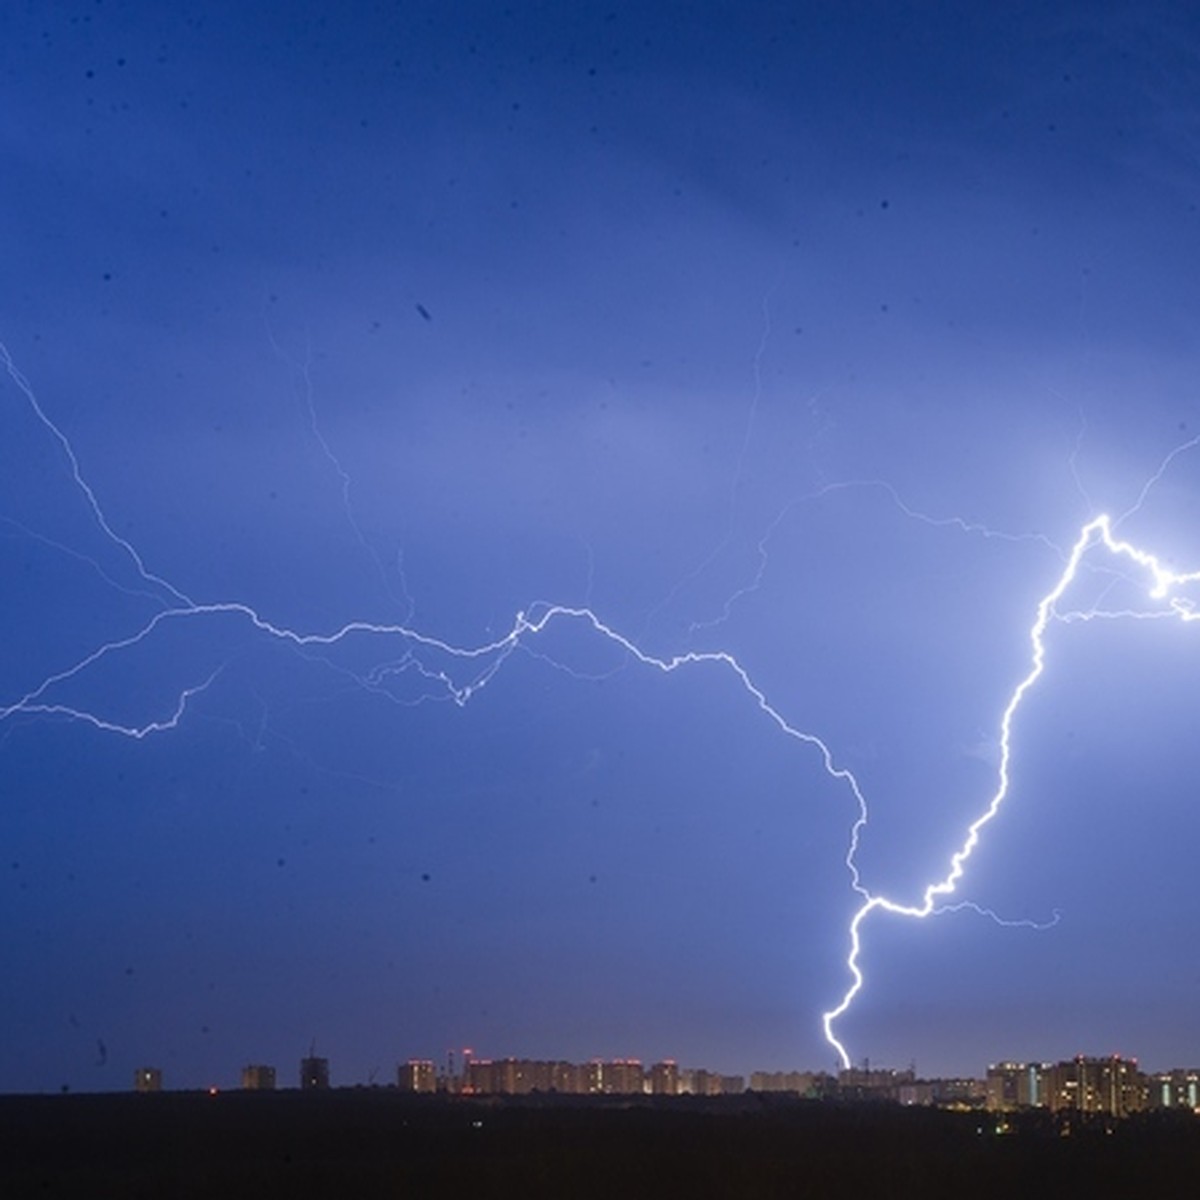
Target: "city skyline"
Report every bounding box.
[34,1036,1200,1099]
[5,1,1200,1092]
[93,1047,1200,1124]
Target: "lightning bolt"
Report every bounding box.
[0,344,191,607]
[265,323,417,620]
[688,477,1064,638]
[4,341,1198,1073]
[819,511,1200,1068]
[932,901,1061,932]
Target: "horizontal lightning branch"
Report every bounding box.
[4,343,1198,1071]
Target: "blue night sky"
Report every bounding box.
[4,1,1200,1092]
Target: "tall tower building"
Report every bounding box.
[300,1055,330,1090]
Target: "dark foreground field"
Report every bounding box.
[3,1090,1199,1198]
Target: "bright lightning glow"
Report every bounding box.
[4,342,1200,1073]
[819,512,1200,1068]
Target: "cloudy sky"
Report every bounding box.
[4,1,1200,1091]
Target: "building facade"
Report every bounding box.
[1147,1068,1200,1110]
[1045,1056,1142,1117]
[300,1055,330,1090]
[987,1057,1142,1117]
[241,1064,276,1091]
[398,1060,437,1093]
[648,1061,680,1095]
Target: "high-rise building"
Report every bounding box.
[1045,1056,1142,1117]
[684,1069,716,1096]
[578,1060,648,1095]
[494,1058,522,1094]
[457,1056,659,1095]
[986,1061,1051,1110]
[986,1062,1024,1111]
[300,1055,330,1090]
[241,1064,276,1091]
[602,1060,645,1095]
[987,1062,1043,1110]
[463,1058,497,1095]
[398,1060,437,1093]
[1147,1069,1200,1110]
[648,1061,680,1095]
[133,1066,162,1093]
[551,1061,585,1094]
[441,1053,743,1097]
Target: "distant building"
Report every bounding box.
[898,1081,935,1107]
[1045,1056,1142,1118]
[751,1070,816,1094]
[648,1061,679,1096]
[456,1056,664,1096]
[751,1070,837,1099]
[551,1061,585,1094]
[398,1060,437,1093]
[679,1069,741,1096]
[986,1062,1050,1111]
[133,1066,162,1093]
[1147,1069,1200,1110]
[929,1077,986,1108]
[837,1066,914,1103]
[447,1054,743,1098]
[463,1058,641,1096]
[300,1055,330,1090]
[585,1060,605,1094]
[495,1058,544,1094]
[241,1064,276,1091]
[462,1057,542,1095]
[463,1059,497,1095]
[986,1062,1025,1111]
[601,1060,645,1095]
